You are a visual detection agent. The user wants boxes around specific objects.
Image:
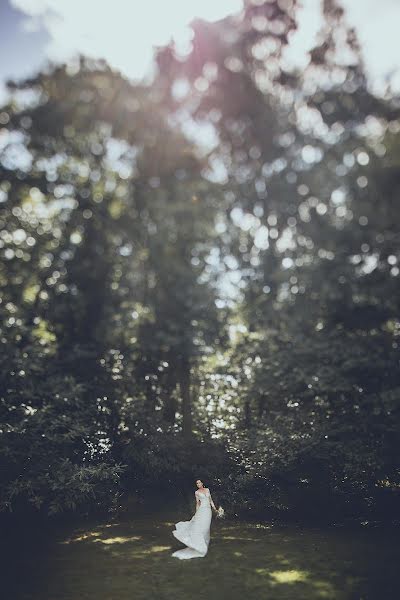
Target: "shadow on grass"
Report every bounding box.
[2,512,399,600]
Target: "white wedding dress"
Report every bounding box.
[171,488,213,559]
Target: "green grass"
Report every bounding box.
[3,511,399,600]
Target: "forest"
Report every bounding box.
[0,0,399,532]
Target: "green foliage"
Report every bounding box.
[0,340,124,514]
[0,1,399,520]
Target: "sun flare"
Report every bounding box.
[11,0,243,79]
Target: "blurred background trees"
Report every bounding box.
[0,0,399,523]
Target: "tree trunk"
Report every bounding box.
[179,356,193,439]
[163,358,177,425]
[244,395,252,429]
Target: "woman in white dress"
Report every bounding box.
[171,479,218,559]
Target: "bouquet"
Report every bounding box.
[216,506,225,519]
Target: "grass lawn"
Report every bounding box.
[3,510,398,600]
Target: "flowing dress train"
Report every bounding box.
[171,489,212,559]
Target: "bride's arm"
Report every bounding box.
[209,490,217,511]
[195,492,200,512]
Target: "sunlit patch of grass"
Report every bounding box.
[61,529,143,545]
[93,536,142,545]
[148,545,172,553]
[60,531,102,543]
[268,569,309,584]
[311,580,336,599]
[220,536,261,541]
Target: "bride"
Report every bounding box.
[171,478,218,559]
